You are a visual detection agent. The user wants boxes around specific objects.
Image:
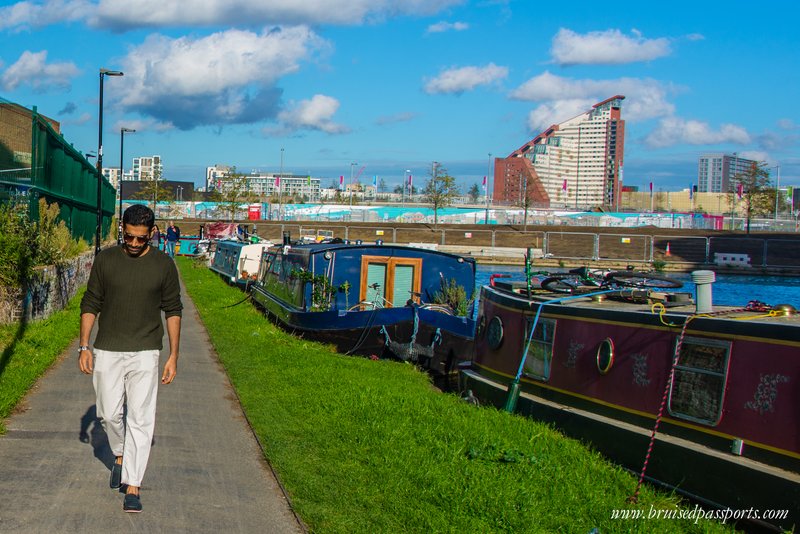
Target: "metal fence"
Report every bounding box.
[1,100,115,243]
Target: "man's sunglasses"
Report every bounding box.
[123,232,150,245]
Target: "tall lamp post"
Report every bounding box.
[484,153,492,224]
[773,163,781,221]
[278,148,284,220]
[349,162,358,211]
[118,127,135,239]
[96,68,123,255]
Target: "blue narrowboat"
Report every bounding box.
[250,241,477,375]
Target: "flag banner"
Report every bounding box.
[339,175,344,189]
[737,183,744,199]
[307,175,311,185]
[786,186,793,200]
[408,174,413,186]
[373,175,377,187]
[275,175,280,188]
[482,175,487,187]
[689,184,693,200]
[562,179,567,192]
[649,181,653,193]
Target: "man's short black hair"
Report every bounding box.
[123,204,155,229]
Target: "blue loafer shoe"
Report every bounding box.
[110,461,122,489]
[123,493,142,513]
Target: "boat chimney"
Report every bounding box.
[282,231,291,246]
[691,270,716,313]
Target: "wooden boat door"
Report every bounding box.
[360,256,422,307]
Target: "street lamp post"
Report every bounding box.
[96,68,123,255]
[278,148,284,220]
[484,153,492,224]
[349,162,358,211]
[773,164,781,220]
[118,127,135,240]
[402,169,410,207]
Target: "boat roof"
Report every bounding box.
[270,241,476,263]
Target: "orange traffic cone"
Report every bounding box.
[665,242,671,256]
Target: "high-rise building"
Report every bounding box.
[494,96,625,209]
[697,153,756,193]
[132,155,162,181]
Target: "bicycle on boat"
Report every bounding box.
[347,284,454,314]
[540,266,682,294]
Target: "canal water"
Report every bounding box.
[474,265,800,308]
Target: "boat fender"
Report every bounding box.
[489,274,510,287]
[771,303,796,316]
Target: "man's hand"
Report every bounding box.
[78,349,93,374]
[161,354,178,384]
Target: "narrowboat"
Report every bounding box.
[249,240,477,376]
[460,273,799,531]
[210,239,271,286]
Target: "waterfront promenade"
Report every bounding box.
[0,280,304,533]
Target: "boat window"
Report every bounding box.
[366,263,387,303]
[522,317,557,381]
[668,337,731,426]
[392,265,415,306]
[360,256,422,307]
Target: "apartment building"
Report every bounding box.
[132,155,162,181]
[697,153,757,193]
[494,95,625,209]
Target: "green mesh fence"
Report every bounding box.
[0,98,115,244]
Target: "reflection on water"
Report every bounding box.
[474,265,800,307]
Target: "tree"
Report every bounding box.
[218,166,258,221]
[468,183,481,203]
[131,168,173,214]
[515,172,538,231]
[422,162,460,228]
[727,161,772,234]
[378,178,387,194]
[393,184,404,195]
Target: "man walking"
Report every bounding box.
[79,204,182,513]
[165,220,180,259]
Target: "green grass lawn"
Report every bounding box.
[0,289,83,433]
[177,258,730,534]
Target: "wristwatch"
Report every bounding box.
[78,345,91,353]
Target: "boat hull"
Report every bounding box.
[251,284,474,376]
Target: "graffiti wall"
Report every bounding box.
[0,251,93,324]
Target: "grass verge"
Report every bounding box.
[0,288,84,433]
[177,258,729,533]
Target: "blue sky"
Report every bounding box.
[1,0,798,193]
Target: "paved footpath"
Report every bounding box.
[0,279,304,534]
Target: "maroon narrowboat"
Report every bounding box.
[460,276,799,531]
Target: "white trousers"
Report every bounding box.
[93,349,160,487]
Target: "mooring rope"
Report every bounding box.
[630,299,782,503]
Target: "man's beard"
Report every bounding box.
[124,242,149,257]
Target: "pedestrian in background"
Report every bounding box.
[79,204,182,513]
[151,224,161,251]
[165,220,180,259]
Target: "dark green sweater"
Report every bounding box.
[80,245,183,351]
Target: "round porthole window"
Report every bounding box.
[486,316,504,350]
[596,338,614,375]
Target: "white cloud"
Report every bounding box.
[426,21,469,33]
[0,0,464,30]
[551,28,671,65]
[777,118,796,130]
[113,26,328,129]
[645,117,751,148]
[424,63,508,95]
[275,94,349,134]
[511,71,674,129]
[112,118,174,133]
[0,0,91,30]
[0,50,79,91]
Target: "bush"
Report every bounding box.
[35,199,88,267]
[0,201,35,288]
